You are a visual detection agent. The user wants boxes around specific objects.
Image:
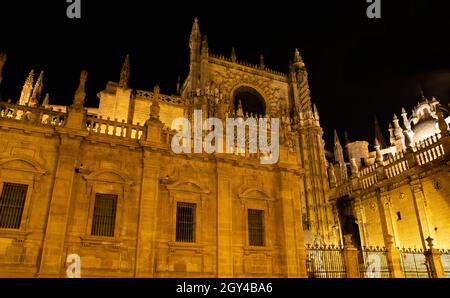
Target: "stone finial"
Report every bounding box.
[259,54,265,70]
[334,130,341,145]
[0,52,6,85]
[231,47,236,62]
[293,48,303,63]
[426,236,434,249]
[237,99,244,117]
[190,17,201,45]
[343,234,353,246]
[19,69,34,105]
[437,108,449,135]
[119,54,130,89]
[150,85,160,120]
[42,93,50,107]
[73,70,88,108]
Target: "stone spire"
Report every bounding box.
[42,93,50,107]
[294,48,303,63]
[291,49,311,114]
[0,52,6,85]
[72,70,88,109]
[201,35,209,57]
[392,114,403,138]
[30,71,44,106]
[189,17,201,48]
[374,115,387,149]
[334,130,345,165]
[118,54,130,89]
[313,103,319,120]
[150,85,160,120]
[259,54,265,70]
[231,47,236,62]
[401,107,411,130]
[19,69,34,105]
[176,75,181,94]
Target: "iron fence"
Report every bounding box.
[359,246,391,278]
[400,248,432,278]
[305,244,347,278]
[440,249,450,278]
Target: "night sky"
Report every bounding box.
[1,0,450,150]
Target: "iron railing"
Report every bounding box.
[400,248,432,278]
[306,244,347,278]
[359,246,391,278]
[440,249,450,278]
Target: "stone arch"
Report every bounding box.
[230,84,269,116]
[238,187,274,201]
[0,156,47,175]
[166,180,209,194]
[82,168,133,186]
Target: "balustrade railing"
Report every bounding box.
[84,115,143,140]
[0,100,66,127]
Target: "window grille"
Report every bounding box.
[91,193,117,237]
[0,183,28,229]
[176,202,196,242]
[248,209,264,246]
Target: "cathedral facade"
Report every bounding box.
[0,19,448,278]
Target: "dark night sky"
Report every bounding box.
[1,0,450,149]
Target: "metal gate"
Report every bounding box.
[440,249,450,278]
[359,246,391,278]
[400,248,432,278]
[306,244,347,278]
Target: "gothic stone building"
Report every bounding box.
[0,19,333,278]
[0,19,449,278]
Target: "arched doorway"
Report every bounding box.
[232,86,266,116]
[336,196,362,249]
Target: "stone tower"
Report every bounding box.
[289,50,337,244]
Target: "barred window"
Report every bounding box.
[176,202,196,242]
[0,183,28,229]
[91,193,118,237]
[248,209,264,246]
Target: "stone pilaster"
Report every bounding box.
[38,134,83,277]
[216,161,233,277]
[279,169,307,277]
[343,234,360,278]
[410,181,434,249]
[377,190,400,248]
[37,97,87,277]
[134,149,161,277]
[385,235,404,278]
[425,237,446,278]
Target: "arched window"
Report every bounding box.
[233,86,266,116]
